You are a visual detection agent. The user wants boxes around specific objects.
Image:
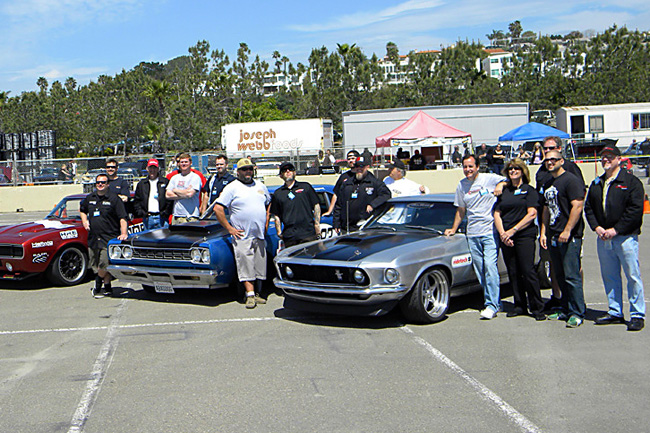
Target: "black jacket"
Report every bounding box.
[333,171,391,230]
[585,169,644,236]
[134,176,172,221]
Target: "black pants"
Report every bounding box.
[501,233,544,314]
[284,234,319,248]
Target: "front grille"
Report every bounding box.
[132,247,191,261]
[0,244,24,259]
[281,264,366,285]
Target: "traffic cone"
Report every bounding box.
[644,194,650,214]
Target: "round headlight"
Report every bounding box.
[201,249,210,263]
[285,266,294,279]
[385,268,400,284]
[122,246,133,259]
[353,269,366,284]
[191,248,202,262]
[6,263,13,272]
[109,246,122,260]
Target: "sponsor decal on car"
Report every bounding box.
[32,252,49,263]
[128,222,145,235]
[32,241,54,248]
[60,229,78,240]
[451,253,472,268]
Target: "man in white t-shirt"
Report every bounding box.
[383,159,428,197]
[445,154,506,320]
[215,158,271,309]
[165,153,202,224]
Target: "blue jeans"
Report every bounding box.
[597,235,645,319]
[549,236,586,318]
[467,233,501,312]
[144,214,168,230]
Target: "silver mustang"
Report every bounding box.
[274,194,509,324]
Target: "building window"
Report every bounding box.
[632,113,650,130]
[589,115,604,133]
[490,58,499,63]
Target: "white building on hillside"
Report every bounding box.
[481,48,514,79]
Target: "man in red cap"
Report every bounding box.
[134,158,172,230]
[585,145,645,331]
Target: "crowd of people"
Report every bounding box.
[81,139,645,330]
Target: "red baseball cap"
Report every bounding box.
[147,158,159,167]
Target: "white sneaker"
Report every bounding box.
[480,308,496,320]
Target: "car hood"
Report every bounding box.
[0,220,79,243]
[284,229,439,262]
[126,220,229,248]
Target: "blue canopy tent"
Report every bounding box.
[498,122,570,142]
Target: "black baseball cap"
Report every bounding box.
[599,146,621,156]
[279,162,296,174]
[388,159,406,170]
[353,156,370,167]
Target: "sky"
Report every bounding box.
[1,0,649,96]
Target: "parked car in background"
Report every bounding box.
[33,167,59,184]
[274,194,510,324]
[0,194,144,286]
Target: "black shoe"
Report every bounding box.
[534,313,547,321]
[506,308,527,317]
[544,296,561,311]
[627,318,645,331]
[102,284,113,297]
[92,276,103,298]
[595,314,625,325]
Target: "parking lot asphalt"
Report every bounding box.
[1,178,650,433]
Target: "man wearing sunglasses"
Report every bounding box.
[539,150,586,328]
[80,173,129,298]
[105,159,130,203]
[215,158,271,309]
[585,146,645,331]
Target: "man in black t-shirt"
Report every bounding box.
[105,158,131,203]
[540,150,586,327]
[80,173,128,298]
[271,162,321,248]
[323,150,359,217]
[409,149,425,170]
[200,154,236,216]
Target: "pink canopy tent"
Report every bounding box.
[375,110,471,148]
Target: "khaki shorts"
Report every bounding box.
[232,237,267,282]
[172,216,199,225]
[89,248,109,273]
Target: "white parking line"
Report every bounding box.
[67,299,128,433]
[401,326,543,433]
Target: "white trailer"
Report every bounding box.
[556,102,650,149]
[221,118,333,160]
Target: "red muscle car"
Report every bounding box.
[0,193,144,286]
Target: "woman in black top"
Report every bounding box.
[491,143,506,175]
[494,158,545,320]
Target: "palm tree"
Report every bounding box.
[142,79,173,150]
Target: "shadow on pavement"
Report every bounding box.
[109,285,239,308]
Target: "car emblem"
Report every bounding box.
[334,269,343,281]
[354,250,361,256]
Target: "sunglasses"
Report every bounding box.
[543,147,557,151]
[106,166,117,169]
[239,167,254,172]
[96,180,108,185]
[544,157,561,163]
[508,166,522,171]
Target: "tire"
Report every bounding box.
[46,246,88,286]
[142,285,156,294]
[399,268,450,324]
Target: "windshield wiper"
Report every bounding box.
[366,225,397,231]
[404,225,443,235]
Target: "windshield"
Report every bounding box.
[46,197,83,220]
[365,201,457,233]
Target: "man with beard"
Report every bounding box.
[540,150,586,328]
[215,158,271,309]
[134,158,172,230]
[271,162,321,248]
[323,150,359,217]
[333,155,391,234]
[200,154,236,215]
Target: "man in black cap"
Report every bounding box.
[585,145,645,331]
[271,162,321,248]
[323,149,359,216]
[333,155,391,233]
[383,159,428,197]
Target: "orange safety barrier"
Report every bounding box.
[644,194,650,214]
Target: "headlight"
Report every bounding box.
[201,249,210,264]
[6,263,13,272]
[109,246,122,260]
[353,269,366,284]
[191,248,202,263]
[285,266,294,279]
[122,246,133,259]
[385,268,400,284]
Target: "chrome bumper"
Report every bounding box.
[273,278,409,305]
[107,264,228,289]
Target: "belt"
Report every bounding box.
[147,212,160,216]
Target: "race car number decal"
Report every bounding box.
[32,252,49,263]
[60,229,78,240]
[451,254,472,268]
[32,241,54,248]
[128,222,144,235]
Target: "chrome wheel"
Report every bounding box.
[400,268,450,323]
